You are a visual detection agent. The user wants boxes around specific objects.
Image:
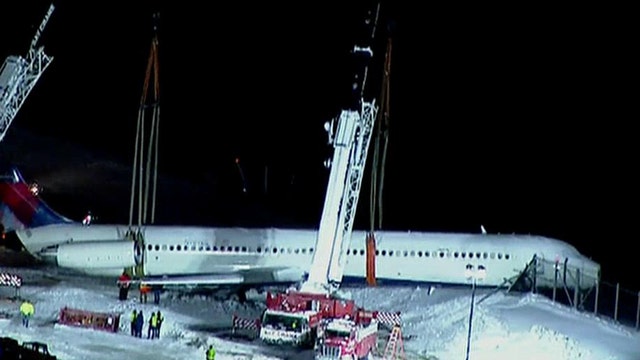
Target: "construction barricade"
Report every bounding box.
[58,306,121,333]
[0,272,22,299]
[231,313,261,339]
[375,311,402,330]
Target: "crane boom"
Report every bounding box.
[299,2,381,295]
[0,3,55,142]
[259,2,385,348]
[300,102,377,294]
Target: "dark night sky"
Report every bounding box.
[1,2,638,288]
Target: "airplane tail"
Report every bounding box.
[0,166,74,232]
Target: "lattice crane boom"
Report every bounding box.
[299,2,381,295]
[0,3,55,142]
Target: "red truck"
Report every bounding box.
[260,290,379,349]
[314,310,378,360]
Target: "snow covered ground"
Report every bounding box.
[1,263,639,360]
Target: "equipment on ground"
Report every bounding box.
[314,311,378,359]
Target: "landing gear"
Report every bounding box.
[235,286,248,303]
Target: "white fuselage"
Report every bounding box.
[13,224,600,289]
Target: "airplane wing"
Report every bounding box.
[119,274,245,287]
[117,266,306,289]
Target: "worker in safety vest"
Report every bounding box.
[148,311,157,339]
[206,345,216,360]
[155,310,164,339]
[130,309,137,336]
[19,300,35,327]
[139,282,151,303]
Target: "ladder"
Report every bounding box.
[382,325,406,360]
[0,3,55,142]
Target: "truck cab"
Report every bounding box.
[315,317,378,360]
[259,309,318,347]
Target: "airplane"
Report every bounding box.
[1,166,601,293]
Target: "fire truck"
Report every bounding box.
[259,290,362,348]
[315,310,379,360]
[259,1,383,349]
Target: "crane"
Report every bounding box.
[367,29,393,287]
[259,1,382,348]
[299,99,378,295]
[124,12,161,280]
[0,3,55,142]
[300,1,381,296]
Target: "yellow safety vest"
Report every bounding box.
[20,302,34,316]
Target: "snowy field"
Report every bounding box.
[1,262,639,360]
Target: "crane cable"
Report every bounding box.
[369,36,392,232]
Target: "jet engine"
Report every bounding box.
[39,240,143,273]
